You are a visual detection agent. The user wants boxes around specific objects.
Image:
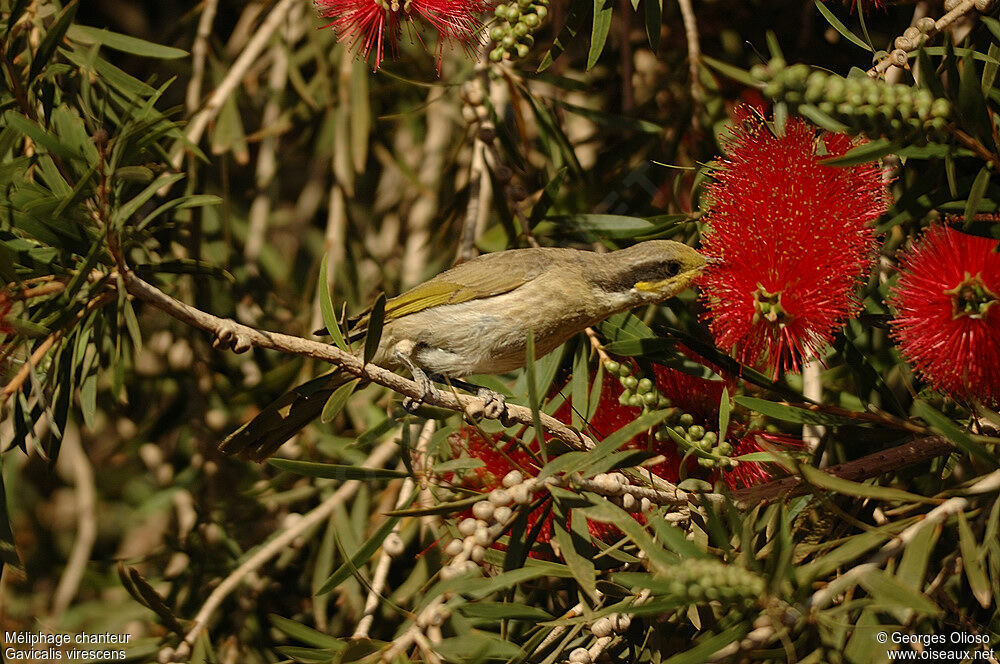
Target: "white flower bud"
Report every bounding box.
[569,648,592,663]
[511,483,533,505]
[445,538,464,557]
[489,489,513,506]
[621,493,636,511]
[458,518,478,536]
[472,501,495,521]
[474,526,492,546]
[493,506,513,523]
[470,545,486,562]
[502,470,524,488]
[383,533,405,557]
[591,617,613,638]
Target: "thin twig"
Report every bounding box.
[731,435,955,506]
[170,438,399,658]
[50,424,97,616]
[120,269,599,454]
[166,0,299,179]
[185,0,219,113]
[867,0,976,78]
[353,422,434,639]
[677,0,703,124]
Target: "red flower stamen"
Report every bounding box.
[698,108,887,376]
[888,225,1000,405]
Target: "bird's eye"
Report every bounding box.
[664,261,681,277]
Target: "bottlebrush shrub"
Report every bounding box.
[698,108,887,376]
[888,225,1000,405]
[445,360,800,554]
[316,0,490,71]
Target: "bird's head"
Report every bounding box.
[592,240,708,303]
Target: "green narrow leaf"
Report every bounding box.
[958,511,992,608]
[29,1,79,82]
[318,510,405,594]
[0,455,22,570]
[268,458,407,481]
[320,379,360,423]
[350,59,371,173]
[270,614,346,649]
[820,138,897,166]
[857,569,942,616]
[551,506,598,601]
[734,396,863,426]
[718,387,731,442]
[702,56,760,88]
[964,166,991,228]
[588,0,613,70]
[362,293,386,365]
[65,25,188,59]
[813,0,872,51]
[525,329,545,457]
[644,0,661,52]
[528,167,568,226]
[914,401,997,468]
[538,1,587,71]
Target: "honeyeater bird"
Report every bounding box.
[220,240,706,461]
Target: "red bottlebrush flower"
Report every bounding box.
[0,293,13,336]
[722,432,802,490]
[698,108,887,376]
[316,0,487,71]
[888,225,1000,405]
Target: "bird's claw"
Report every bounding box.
[478,388,511,425]
[403,371,440,413]
[212,319,252,354]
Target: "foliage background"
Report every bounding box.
[1,0,1000,662]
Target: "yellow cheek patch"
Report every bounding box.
[635,278,672,292]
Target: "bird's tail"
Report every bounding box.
[218,371,357,462]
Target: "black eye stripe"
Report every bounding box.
[592,260,682,294]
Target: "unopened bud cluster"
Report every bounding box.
[440,470,542,578]
[603,360,737,470]
[566,613,632,663]
[489,0,548,61]
[659,559,765,607]
[750,59,952,141]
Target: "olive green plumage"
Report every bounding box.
[221,240,706,461]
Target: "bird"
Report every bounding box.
[219,240,707,461]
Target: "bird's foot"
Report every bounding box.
[212,319,252,354]
[478,388,512,425]
[401,365,440,413]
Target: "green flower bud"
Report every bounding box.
[501,35,517,48]
[717,441,733,456]
[490,47,505,62]
[688,425,705,440]
[533,5,548,19]
[523,12,540,27]
[618,392,632,406]
[679,413,694,427]
[628,394,644,407]
[495,4,510,18]
[658,395,672,408]
[513,21,529,36]
[642,391,658,405]
[489,26,506,41]
[637,377,653,393]
[702,431,718,446]
[604,360,620,374]
[931,98,951,118]
[516,42,530,58]
[618,364,632,377]
[622,375,638,390]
